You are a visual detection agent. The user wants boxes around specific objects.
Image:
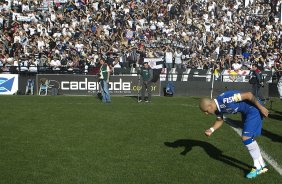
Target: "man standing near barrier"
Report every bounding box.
[274,56,282,100]
[98,58,111,103]
[199,90,269,179]
[249,63,263,100]
[139,62,153,103]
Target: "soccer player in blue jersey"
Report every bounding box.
[199,90,269,179]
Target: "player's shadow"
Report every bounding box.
[269,110,282,121]
[270,109,282,115]
[126,96,139,101]
[226,118,282,144]
[262,129,282,143]
[164,139,251,173]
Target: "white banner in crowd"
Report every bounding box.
[12,13,32,22]
[144,58,163,69]
[222,70,250,82]
[245,0,250,7]
[54,0,68,3]
[0,74,19,95]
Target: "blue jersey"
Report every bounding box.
[214,90,260,118]
[215,90,263,137]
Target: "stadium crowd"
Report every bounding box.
[0,0,282,74]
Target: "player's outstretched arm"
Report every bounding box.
[240,92,269,117]
[205,118,224,136]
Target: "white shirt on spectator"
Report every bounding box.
[138,18,146,27]
[62,29,72,37]
[37,24,43,33]
[37,40,45,50]
[50,13,56,22]
[165,52,173,64]
[14,35,21,43]
[50,59,61,70]
[227,11,232,18]
[53,32,61,38]
[72,20,79,29]
[181,31,187,37]
[208,4,214,12]
[103,25,111,36]
[2,3,9,11]
[215,46,220,55]
[232,62,242,70]
[29,27,36,35]
[124,8,129,14]
[13,60,19,70]
[40,30,49,37]
[127,20,133,28]
[111,11,116,20]
[203,14,209,21]
[75,43,84,52]
[174,51,183,64]
[22,4,30,12]
[27,13,37,22]
[167,4,173,11]
[136,24,142,31]
[150,24,156,30]
[254,25,260,31]
[92,2,99,10]
[205,24,211,32]
[237,32,244,42]
[23,22,29,31]
[266,24,273,31]
[157,21,164,29]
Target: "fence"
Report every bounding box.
[0,69,279,97]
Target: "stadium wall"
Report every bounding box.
[15,75,280,98]
[160,81,272,97]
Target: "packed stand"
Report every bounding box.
[0,0,281,76]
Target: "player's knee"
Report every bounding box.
[242,137,254,145]
[242,136,251,141]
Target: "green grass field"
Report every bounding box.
[0,96,281,184]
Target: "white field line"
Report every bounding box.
[225,119,282,176]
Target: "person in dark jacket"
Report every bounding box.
[249,63,263,100]
[139,62,153,103]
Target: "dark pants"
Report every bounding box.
[252,83,263,100]
[141,81,152,101]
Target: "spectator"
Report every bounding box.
[274,55,282,100]
[232,57,242,71]
[174,48,183,69]
[0,0,280,78]
[138,62,153,103]
[249,63,263,100]
[98,58,111,103]
[164,45,174,69]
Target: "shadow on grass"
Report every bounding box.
[225,118,282,144]
[268,110,282,121]
[97,92,102,101]
[262,129,282,143]
[125,96,139,102]
[164,139,251,173]
[272,110,282,115]
[125,95,152,102]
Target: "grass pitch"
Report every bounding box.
[0,96,281,184]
